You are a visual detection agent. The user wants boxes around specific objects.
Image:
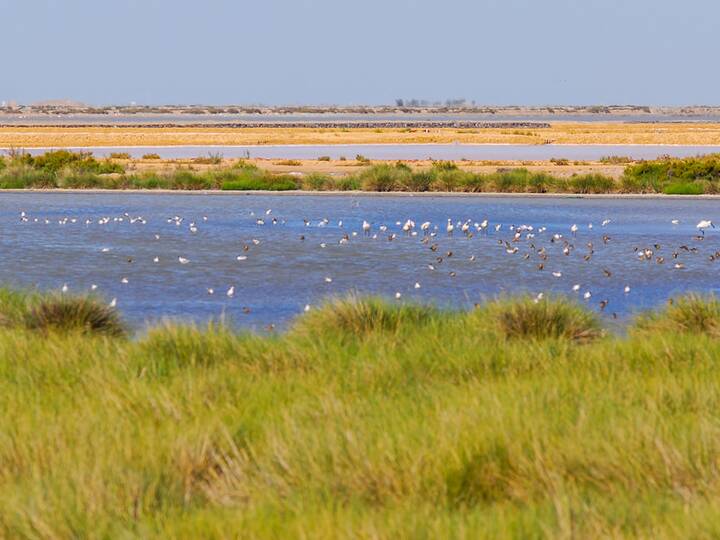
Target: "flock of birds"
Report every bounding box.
[12,206,720,323]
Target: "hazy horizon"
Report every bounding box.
[2,0,718,106]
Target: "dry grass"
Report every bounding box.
[1,122,720,148]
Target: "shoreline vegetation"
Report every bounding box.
[4,289,720,536]
[1,122,720,147]
[1,150,720,195]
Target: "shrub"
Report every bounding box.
[568,174,615,194]
[599,155,633,164]
[0,166,56,188]
[302,173,333,191]
[317,156,331,161]
[142,153,161,160]
[432,161,459,172]
[108,152,131,160]
[550,157,569,166]
[333,177,361,191]
[275,159,302,166]
[24,295,126,337]
[355,154,370,163]
[358,164,410,192]
[221,176,298,191]
[192,153,223,165]
[403,171,433,192]
[32,150,96,173]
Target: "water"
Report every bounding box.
[14,144,720,161]
[3,112,720,125]
[1,193,719,330]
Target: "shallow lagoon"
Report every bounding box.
[1,193,719,329]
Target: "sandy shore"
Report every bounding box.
[109,157,624,179]
[1,122,720,147]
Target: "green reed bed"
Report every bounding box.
[3,289,720,537]
[2,150,720,194]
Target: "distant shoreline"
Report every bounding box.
[4,189,720,199]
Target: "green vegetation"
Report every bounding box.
[108,152,131,160]
[622,154,720,193]
[3,151,720,194]
[0,288,125,336]
[191,153,223,165]
[600,155,634,164]
[4,290,720,537]
[275,159,302,166]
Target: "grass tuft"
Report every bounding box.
[23,294,126,336]
[477,296,602,342]
[633,294,720,337]
[291,295,439,338]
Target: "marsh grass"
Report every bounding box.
[3,152,720,194]
[5,290,720,536]
[24,294,126,336]
[0,289,126,336]
[633,294,720,337]
[475,296,603,342]
[290,295,440,339]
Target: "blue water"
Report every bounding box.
[1,193,719,330]
[13,144,720,161]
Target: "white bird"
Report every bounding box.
[572,284,581,292]
[236,255,248,261]
[207,288,214,295]
[61,283,68,293]
[101,247,111,253]
[696,220,715,235]
[671,219,679,225]
[304,304,311,312]
[395,292,402,299]
[324,277,333,283]
[583,291,592,300]
[601,219,611,227]
[153,256,159,263]
[414,282,421,289]
[109,298,117,308]
[121,277,128,284]
[570,224,578,236]
[226,286,235,297]
[178,257,190,264]
[446,219,454,235]
[624,285,631,294]
[90,284,98,291]
[552,272,562,278]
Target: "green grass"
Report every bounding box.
[4,151,720,194]
[4,290,720,536]
[663,182,705,195]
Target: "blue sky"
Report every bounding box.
[1,0,716,106]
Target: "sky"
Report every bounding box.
[0,0,717,106]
